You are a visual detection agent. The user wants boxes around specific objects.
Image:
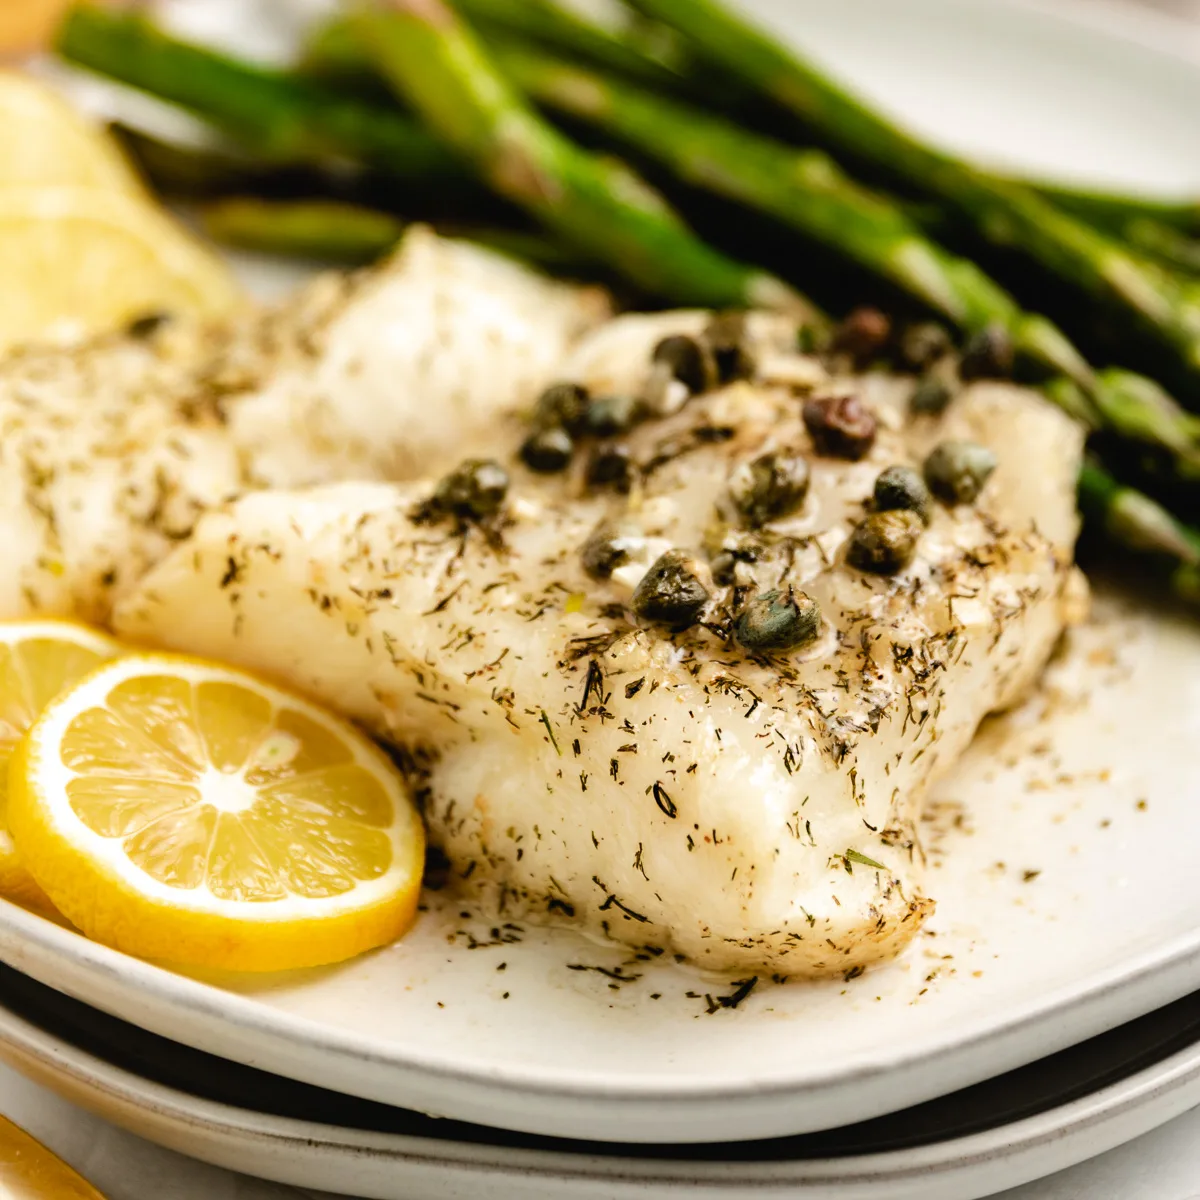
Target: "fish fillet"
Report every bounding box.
[0,226,604,621]
[118,315,1084,975]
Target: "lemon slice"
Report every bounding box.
[0,1113,108,1198]
[0,68,144,194]
[0,620,121,915]
[0,185,241,352]
[10,654,425,972]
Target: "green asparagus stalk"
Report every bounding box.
[457,0,689,89]
[57,5,469,187]
[1114,219,1200,277]
[1079,459,1200,603]
[1029,182,1200,238]
[199,196,591,274]
[623,0,1200,398]
[303,5,688,95]
[352,1,813,314]
[501,47,1200,473]
[199,198,406,262]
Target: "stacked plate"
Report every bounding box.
[2,911,1200,1200]
[4,1,1200,1196]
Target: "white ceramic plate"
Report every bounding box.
[8,0,1200,1147]
[3,960,1200,1200]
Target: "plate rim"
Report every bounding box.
[2,971,1200,1197]
[5,0,1200,1145]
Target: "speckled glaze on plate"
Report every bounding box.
[6,0,1200,1148]
[3,960,1200,1200]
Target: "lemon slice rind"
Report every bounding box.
[10,654,424,972]
[0,619,122,915]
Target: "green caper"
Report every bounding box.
[898,322,952,372]
[632,550,710,628]
[581,520,637,579]
[533,381,590,434]
[583,394,641,438]
[651,333,717,394]
[586,444,635,492]
[431,458,510,521]
[729,451,811,528]
[910,374,954,416]
[702,311,756,383]
[923,440,997,505]
[846,510,923,574]
[959,325,1014,381]
[873,465,931,524]
[520,426,574,473]
[735,589,821,653]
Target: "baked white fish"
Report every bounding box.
[0,226,604,621]
[118,313,1084,975]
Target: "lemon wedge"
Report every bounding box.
[0,185,241,352]
[0,68,144,194]
[9,654,424,972]
[0,1113,108,1198]
[0,620,121,915]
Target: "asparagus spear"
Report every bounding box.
[200,198,406,263]
[57,5,469,187]
[1079,459,1200,603]
[623,0,1200,397]
[1029,182,1200,238]
[199,196,591,274]
[303,5,688,95]
[501,47,1200,472]
[1115,219,1200,277]
[352,1,812,314]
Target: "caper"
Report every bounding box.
[898,321,952,372]
[959,324,1014,381]
[520,426,574,473]
[830,307,891,366]
[533,381,590,434]
[735,589,821,653]
[909,374,954,416]
[651,333,717,394]
[729,451,811,528]
[583,393,641,439]
[923,440,997,505]
[873,464,931,524]
[586,444,635,492]
[631,550,710,627]
[846,510,923,575]
[702,311,756,383]
[581,520,636,579]
[803,394,878,460]
[431,458,510,521]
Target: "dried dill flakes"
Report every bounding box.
[538,710,561,756]
[649,781,678,819]
[843,849,889,872]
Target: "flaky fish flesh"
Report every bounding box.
[118,313,1083,975]
[0,227,604,621]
